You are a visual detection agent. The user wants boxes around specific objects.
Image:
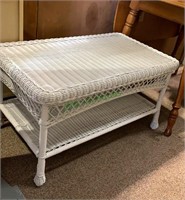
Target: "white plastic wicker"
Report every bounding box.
[0,33,179,186]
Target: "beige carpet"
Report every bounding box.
[1,70,185,200]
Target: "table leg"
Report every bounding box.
[172,26,184,74]
[150,75,171,130]
[34,105,49,186]
[172,26,184,58]
[164,67,184,136]
[122,8,139,36]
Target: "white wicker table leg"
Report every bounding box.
[150,75,171,130]
[34,105,48,186]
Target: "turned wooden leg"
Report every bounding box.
[172,26,184,58]
[122,9,139,36]
[164,67,184,136]
[172,26,184,74]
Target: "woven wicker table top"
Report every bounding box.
[0,33,179,104]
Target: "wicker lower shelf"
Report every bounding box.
[1,93,156,158]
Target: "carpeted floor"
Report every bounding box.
[1,69,185,200]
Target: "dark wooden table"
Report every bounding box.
[122,0,184,136]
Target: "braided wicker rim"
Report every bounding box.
[0,33,179,105]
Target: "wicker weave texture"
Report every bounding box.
[0,33,179,104]
[1,70,167,126]
[1,94,156,157]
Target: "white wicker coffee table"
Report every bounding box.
[0,33,179,186]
